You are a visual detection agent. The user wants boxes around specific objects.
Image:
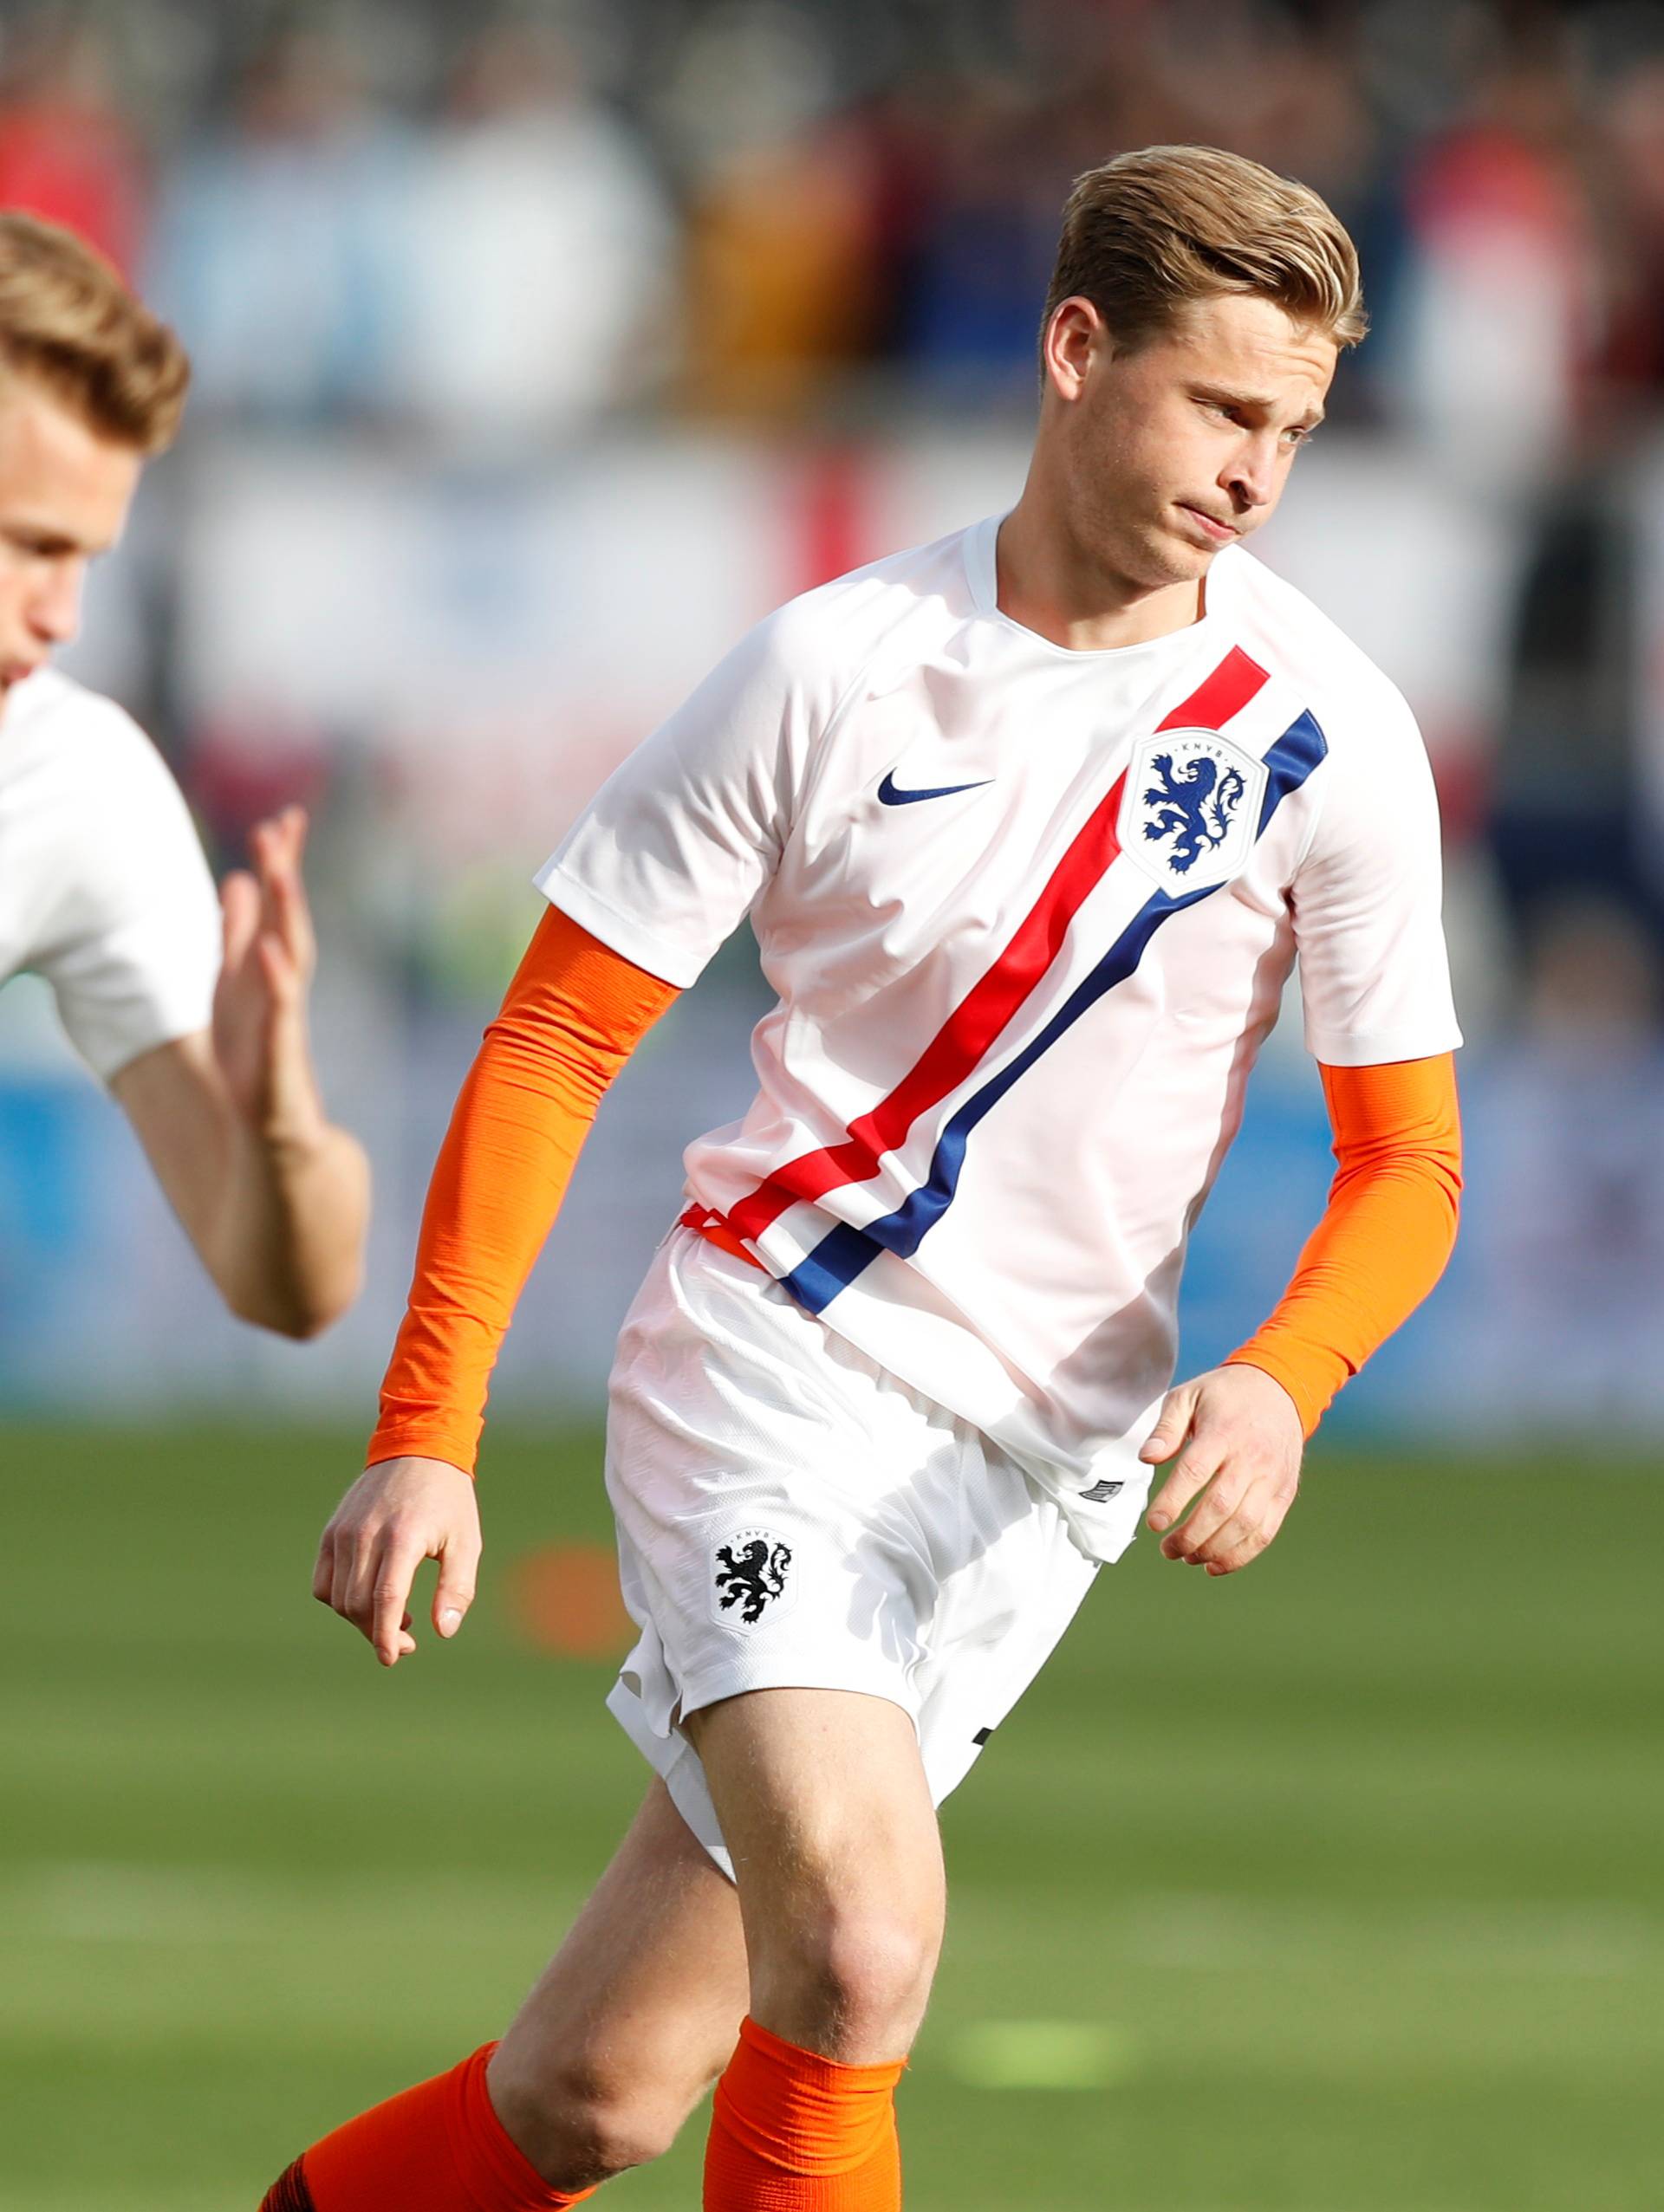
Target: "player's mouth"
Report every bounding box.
[1176,503,1240,544]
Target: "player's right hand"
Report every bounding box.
[313,1456,481,1667]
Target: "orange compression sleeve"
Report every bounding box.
[1224,1052,1462,1438]
[367,907,679,1476]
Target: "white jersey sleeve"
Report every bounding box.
[1290,681,1463,1067]
[536,601,843,987]
[36,705,221,1082]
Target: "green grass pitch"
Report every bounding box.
[3,1425,1661,2210]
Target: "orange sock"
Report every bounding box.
[260,2044,594,2211]
[704,2018,905,2210]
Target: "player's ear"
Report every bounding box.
[1042,297,1104,401]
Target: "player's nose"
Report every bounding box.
[30,564,83,645]
[1221,430,1280,514]
[1230,435,1283,513]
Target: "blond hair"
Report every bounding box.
[1042,145,1367,359]
[0,211,190,451]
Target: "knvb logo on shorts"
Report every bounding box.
[1078,1477,1124,1504]
[712,1528,796,1626]
[1120,729,1267,898]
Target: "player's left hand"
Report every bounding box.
[212,806,322,1138]
[1139,1364,1304,1575]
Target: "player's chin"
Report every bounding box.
[1126,522,1208,588]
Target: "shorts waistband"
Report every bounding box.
[679,1203,767,1273]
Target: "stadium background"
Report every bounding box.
[2,1,1661,2206]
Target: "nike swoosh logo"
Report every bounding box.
[877,770,993,807]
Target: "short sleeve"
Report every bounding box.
[535,601,840,988]
[1291,684,1464,1067]
[37,720,221,1083]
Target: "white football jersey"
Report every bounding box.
[0,669,219,1080]
[540,516,1462,1560]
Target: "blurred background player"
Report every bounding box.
[0,210,367,1337]
[272,146,1459,2212]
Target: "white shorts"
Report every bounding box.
[603,1227,1100,1879]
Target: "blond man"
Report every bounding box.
[0,212,367,1336]
[270,147,1462,2210]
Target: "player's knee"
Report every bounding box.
[560,2076,686,2181]
[766,1901,943,2052]
[490,2046,695,2186]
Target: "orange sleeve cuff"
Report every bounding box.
[1225,1053,1462,1437]
[367,906,679,1476]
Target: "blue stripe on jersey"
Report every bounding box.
[1257,710,1327,832]
[781,710,1329,1317]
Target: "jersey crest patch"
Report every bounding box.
[1121,729,1268,898]
[712,1528,796,1626]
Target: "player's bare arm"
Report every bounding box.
[111,805,369,1339]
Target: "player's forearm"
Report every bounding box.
[1226,1147,1459,1430]
[368,909,679,1473]
[112,1023,368,1340]
[1225,1054,1462,1435]
[369,1030,601,1467]
[211,1108,370,1339]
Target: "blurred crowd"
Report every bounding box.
[3,0,1664,440]
[3,3,1660,1009]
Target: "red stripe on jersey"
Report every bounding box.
[724,647,1269,1243]
[1156,643,1267,733]
[729,768,1131,1238]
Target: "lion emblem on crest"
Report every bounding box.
[1141,750,1248,873]
[713,1534,794,1625]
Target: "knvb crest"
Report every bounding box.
[1121,729,1267,898]
[712,1528,796,1627]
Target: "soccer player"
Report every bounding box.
[0,212,367,1337]
[270,146,1462,2210]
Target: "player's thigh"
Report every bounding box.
[490,1780,747,2145]
[685,1684,946,2052]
